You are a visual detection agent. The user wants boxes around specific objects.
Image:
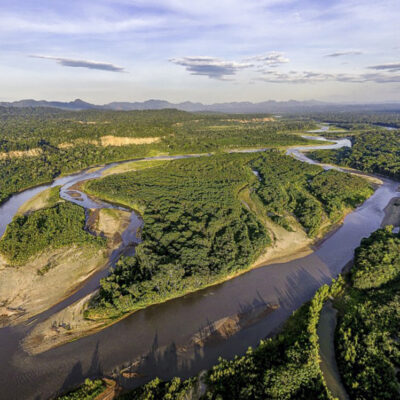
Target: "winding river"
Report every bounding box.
[0,132,398,399]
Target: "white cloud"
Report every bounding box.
[245,51,289,66]
[30,55,126,72]
[169,56,252,79]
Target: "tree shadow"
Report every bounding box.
[60,361,83,394]
[59,341,102,395]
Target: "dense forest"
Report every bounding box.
[66,227,399,400]
[303,111,400,131]
[0,201,105,265]
[0,107,316,205]
[336,227,400,400]
[84,153,269,319]
[96,278,344,400]
[252,153,372,236]
[116,228,400,400]
[4,107,400,400]
[308,130,400,179]
[83,152,371,319]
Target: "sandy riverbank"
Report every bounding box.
[0,205,131,327]
[382,196,400,228]
[16,186,63,215]
[0,246,107,327]
[20,146,380,355]
[22,187,364,356]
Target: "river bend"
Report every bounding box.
[0,134,398,399]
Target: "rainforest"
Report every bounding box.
[0,108,399,400]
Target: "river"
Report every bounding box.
[0,135,398,399]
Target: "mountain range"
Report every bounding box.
[2,98,400,113]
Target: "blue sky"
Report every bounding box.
[1,0,399,103]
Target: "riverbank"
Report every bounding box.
[382,196,400,227]
[0,245,107,327]
[0,207,132,327]
[2,169,397,400]
[21,177,374,355]
[20,141,378,355]
[317,301,349,400]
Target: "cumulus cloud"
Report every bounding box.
[169,56,252,79]
[325,50,363,57]
[30,55,126,72]
[368,63,400,72]
[246,51,289,66]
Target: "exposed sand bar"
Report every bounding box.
[0,207,131,327]
[382,196,400,228]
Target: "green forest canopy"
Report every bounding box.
[0,108,317,205]
[309,130,400,180]
[84,152,372,319]
[0,202,105,265]
[121,226,400,400]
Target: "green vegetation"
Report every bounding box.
[0,202,105,265]
[351,226,400,289]
[307,111,400,131]
[85,153,269,319]
[118,278,344,400]
[0,140,161,205]
[56,378,106,400]
[119,377,199,400]
[252,153,373,237]
[336,227,400,399]
[0,107,317,205]
[102,159,170,176]
[167,117,317,154]
[82,151,371,320]
[116,226,400,400]
[309,130,400,179]
[204,279,344,400]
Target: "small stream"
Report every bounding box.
[0,133,398,399]
[317,302,349,400]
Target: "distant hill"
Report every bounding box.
[1,98,400,113]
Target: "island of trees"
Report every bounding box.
[82,151,371,320]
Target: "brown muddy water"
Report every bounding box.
[0,139,398,399]
[318,302,349,400]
